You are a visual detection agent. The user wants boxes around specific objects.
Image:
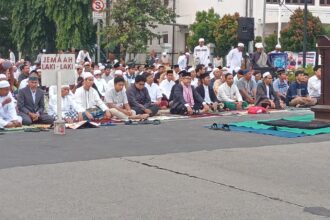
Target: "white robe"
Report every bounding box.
[0,95,22,128]
[159,79,175,99]
[226,48,242,73]
[48,95,85,118]
[74,87,108,111]
[94,78,107,97]
[193,45,210,66]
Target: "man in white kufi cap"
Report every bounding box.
[255,72,282,109]
[251,43,271,68]
[193,38,210,66]
[226,42,245,74]
[0,80,22,128]
[74,72,112,121]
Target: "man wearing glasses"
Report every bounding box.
[255,72,282,109]
[170,70,209,115]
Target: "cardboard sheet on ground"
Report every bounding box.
[66,121,100,129]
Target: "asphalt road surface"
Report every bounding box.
[1,110,329,219]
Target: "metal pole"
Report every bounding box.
[277,1,282,44]
[303,0,308,68]
[97,20,101,63]
[262,0,266,45]
[246,0,248,17]
[56,71,62,122]
[171,0,176,67]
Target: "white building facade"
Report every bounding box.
[146,0,330,65]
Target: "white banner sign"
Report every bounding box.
[41,54,76,86]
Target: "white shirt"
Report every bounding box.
[218,82,243,102]
[145,83,162,102]
[0,94,22,128]
[74,87,108,111]
[94,78,107,96]
[19,78,29,90]
[266,85,270,99]
[177,55,187,70]
[194,45,210,66]
[159,79,175,99]
[308,75,321,98]
[226,48,242,73]
[76,50,92,63]
[48,95,84,118]
[203,85,212,104]
[191,78,199,88]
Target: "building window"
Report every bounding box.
[266,0,279,3]
[320,0,330,5]
[284,0,314,4]
[163,34,168,44]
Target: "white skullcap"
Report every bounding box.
[83,72,93,79]
[42,49,46,53]
[61,85,70,88]
[0,80,10,88]
[0,74,7,79]
[114,59,119,64]
[99,65,105,70]
[199,38,205,42]
[255,43,264,49]
[94,70,102,75]
[188,67,195,73]
[238,43,244,47]
[75,64,82,69]
[275,44,281,48]
[114,70,123,75]
[162,52,167,56]
[185,52,190,56]
[263,72,271,78]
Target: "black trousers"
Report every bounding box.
[135,105,160,117]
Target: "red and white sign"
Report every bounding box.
[92,0,106,12]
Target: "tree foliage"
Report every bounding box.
[2,0,94,58]
[45,0,94,50]
[11,0,56,57]
[214,13,240,56]
[187,8,220,51]
[104,0,175,57]
[264,33,277,52]
[281,8,324,52]
[0,2,15,58]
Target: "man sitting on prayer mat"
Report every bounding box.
[196,72,222,112]
[48,85,85,123]
[105,76,149,120]
[217,73,248,110]
[17,73,54,125]
[255,72,283,109]
[0,80,22,128]
[74,72,112,121]
[126,75,159,117]
[170,70,209,115]
[237,69,257,104]
[286,70,317,107]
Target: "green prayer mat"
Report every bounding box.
[229,114,330,136]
